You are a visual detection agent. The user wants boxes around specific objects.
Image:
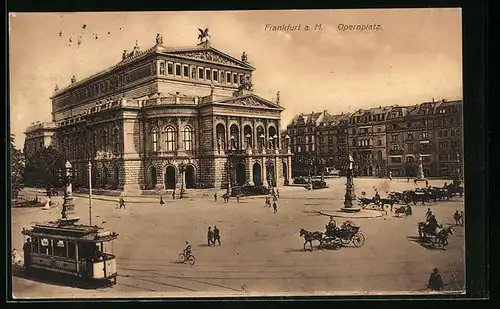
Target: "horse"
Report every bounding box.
[358,197,375,208]
[222,193,230,203]
[299,229,323,251]
[436,226,454,246]
[395,205,412,217]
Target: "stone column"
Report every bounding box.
[239,118,244,150]
[226,117,231,150]
[261,157,268,188]
[252,119,257,150]
[287,155,293,184]
[177,118,184,152]
[246,156,254,186]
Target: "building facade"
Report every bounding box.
[348,107,391,177]
[286,99,463,178]
[23,121,57,158]
[28,34,293,193]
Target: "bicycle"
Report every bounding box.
[178,251,196,265]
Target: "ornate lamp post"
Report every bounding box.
[285,135,291,153]
[179,163,186,198]
[340,155,360,212]
[57,160,78,220]
[307,157,313,190]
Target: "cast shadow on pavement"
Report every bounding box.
[406,236,447,251]
[11,264,113,289]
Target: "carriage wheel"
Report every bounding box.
[352,233,365,247]
[178,252,186,263]
[187,255,196,265]
[340,237,351,245]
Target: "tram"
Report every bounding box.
[21,218,119,284]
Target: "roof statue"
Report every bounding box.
[122,49,127,60]
[70,75,77,84]
[241,52,248,63]
[276,91,280,105]
[54,84,59,92]
[239,74,253,91]
[198,28,210,44]
[155,33,163,46]
[133,40,140,51]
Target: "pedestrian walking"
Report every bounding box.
[454,210,461,225]
[425,180,429,187]
[407,177,410,182]
[160,196,165,206]
[213,225,221,246]
[427,268,444,291]
[172,189,176,200]
[214,192,217,202]
[389,171,392,181]
[460,211,464,226]
[276,189,279,198]
[236,194,240,203]
[426,208,432,220]
[118,196,126,209]
[207,226,214,246]
[273,201,278,214]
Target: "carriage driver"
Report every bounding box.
[326,216,337,234]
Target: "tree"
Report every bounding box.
[10,135,25,199]
[24,146,66,188]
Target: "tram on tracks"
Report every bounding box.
[21,218,119,285]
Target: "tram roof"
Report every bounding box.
[21,218,118,242]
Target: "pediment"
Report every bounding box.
[218,94,282,110]
[166,49,253,69]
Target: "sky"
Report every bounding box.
[8,9,462,149]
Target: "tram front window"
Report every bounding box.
[31,237,40,253]
[67,242,76,259]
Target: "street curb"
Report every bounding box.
[319,210,384,219]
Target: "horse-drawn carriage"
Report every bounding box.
[417,221,454,248]
[394,204,412,216]
[299,220,365,251]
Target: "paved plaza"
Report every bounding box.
[11,178,465,298]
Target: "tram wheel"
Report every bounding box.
[187,255,196,265]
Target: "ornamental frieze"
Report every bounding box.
[174,51,243,67]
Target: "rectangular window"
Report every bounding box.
[392,134,399,142]
[406,132,413,140]
[183,65,189,77]
[422,156,431,163]
[167,63,173,75]
[378,140,382,146]
[226,72,231,83]
[422,132,429,139]
[198,68,204,79]
[392,144,400,150]
[391,157,402,163]
[213,70,218,81]
[175,64,181,76]
[407,143,413,151]
[233,73,238,84]
[206,69,211,80]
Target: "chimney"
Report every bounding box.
[432,97,435,102]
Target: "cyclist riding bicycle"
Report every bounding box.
[184,241,192,256]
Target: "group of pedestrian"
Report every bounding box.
[454,210,464,226]
[265,188,279,214]
[207,225,221,246]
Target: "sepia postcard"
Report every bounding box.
[9,9,465,299]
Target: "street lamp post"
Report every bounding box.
[340,155,360,212]
[58,160,78,220]
[88,160,93,226]
[285,135,291,153]
[266,160,274,189]
[226,160,233,195]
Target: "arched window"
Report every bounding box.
[164,126,176,152]
[443,130,448,137]
[183,126,194,151]
[93,131,98,154]
[102,130,108,152]
[113,127,120,154]
[438,130,442,137]
[151,128,158,152]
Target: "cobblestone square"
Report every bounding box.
[11,178,465,298]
